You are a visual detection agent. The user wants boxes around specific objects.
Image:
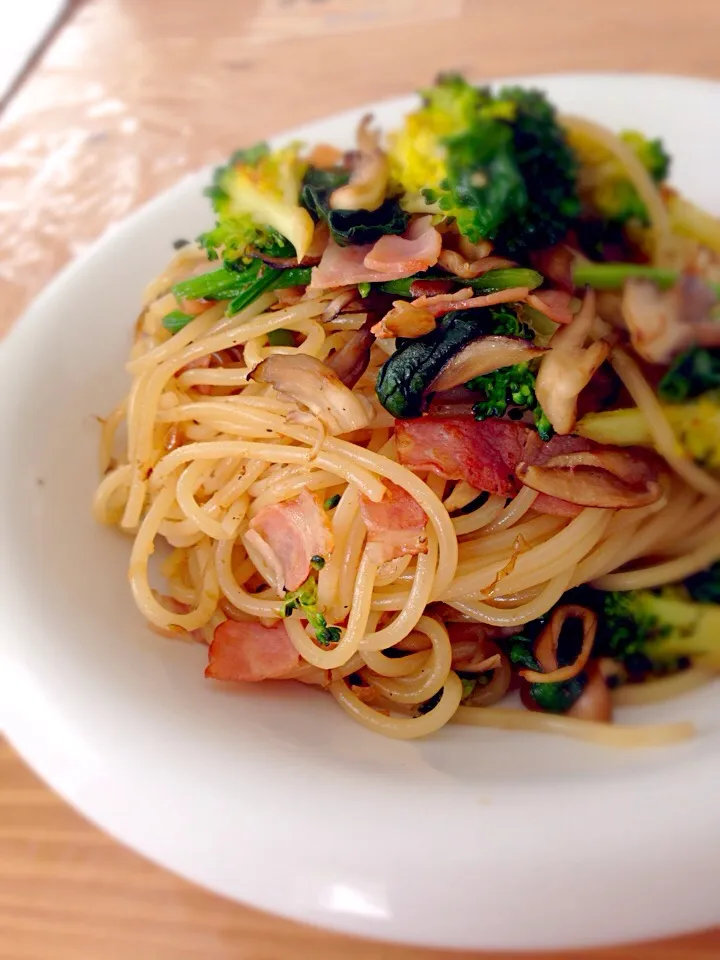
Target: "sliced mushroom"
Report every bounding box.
[520,605,597,684]
[535,288,611,435]
[517,445,662,509]
[250,353,371,435]
[329,115,389,213]
[429,336,548,393]
[326,315,376,387]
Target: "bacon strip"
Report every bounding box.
[247,489,333,591]
[359,480,428,563]
[310,216,441,290]
[363,215,441,274]
[206,620,300,682]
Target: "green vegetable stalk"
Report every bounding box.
[572,261,720,298]
[283,575,341,646]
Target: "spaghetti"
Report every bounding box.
[95,76,720,744]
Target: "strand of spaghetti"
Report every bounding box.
[214,538,285,618]
[177,369,251,389]
[129,485,220,630]
[452,706,695,747]
[337,512,370,618]
[243,319,326,367]
[575,483,693,581]
[452,495,505,535]
[484,509,612,597]
[285,548,378,669]
[448,567,575,627]
[458,515,565,563]
[361,647,431,678]
[442,508,609,601]
[611,348,720,496]
[128,296,271,375]
[365,616,452,705]
[150,439,386,501]
[612,667,715,706]
[92,465,133,525]
[594,527,720,591]
[480,487,538,533]
[572,491,705,585]
[318,485,358,614]
[362,532,438,650]
[664,496,720,553]
[98,400,127,474]
[561,115,672,263]
[174,461,230,540]
[248,470,340,515]
[330,671,463,740]
[288,652,366,686]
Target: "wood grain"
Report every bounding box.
[1,0,720,956]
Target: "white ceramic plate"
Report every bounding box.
[1,73,719,951]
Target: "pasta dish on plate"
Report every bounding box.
[94,75,720,745]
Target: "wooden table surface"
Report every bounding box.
[2,1,720,957]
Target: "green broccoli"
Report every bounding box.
[200,141,314,263]
[685,562,720,605]
[571,128,670,226]
[659,347,720,402]
[282,575,341,646]
[461,306,553,439]
[387,74,580,254]
[599,589,720,670]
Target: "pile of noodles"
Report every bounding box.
[93,116,720,746]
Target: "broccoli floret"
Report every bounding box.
[387,75,579,254]
[621,131,670,182]
[465,307,552,438]
[600,589,720,668]
[659,348,720,402]
[201,141,314,263]
[685,563,720,605]
[571,128,670,226]
[282,575,341,646]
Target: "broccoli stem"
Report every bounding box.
[274,266,312,288]
[575,407,653,446]
[378,267,543,298]
[573,261,720,297]
[467,267,543,292]
[172,266,248,301]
